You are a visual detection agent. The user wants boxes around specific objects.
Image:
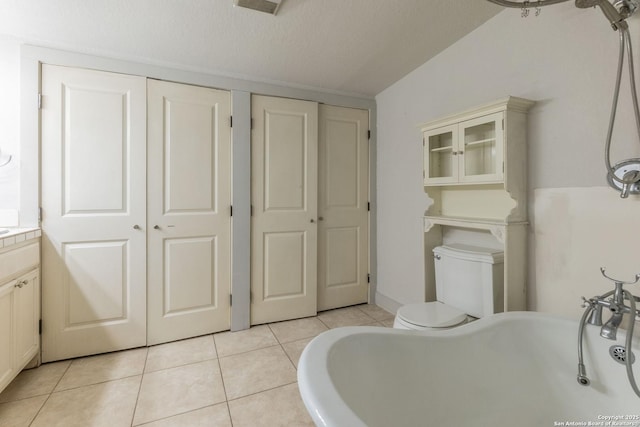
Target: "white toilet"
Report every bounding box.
[393,243,505,330]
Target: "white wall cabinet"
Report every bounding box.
[424,112,504,185]
[0,237,40,394]
[421,97,534,312]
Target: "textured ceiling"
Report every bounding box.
[0,0,501,97]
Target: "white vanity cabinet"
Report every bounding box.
[421,97,534,313]
[0,231,41,393]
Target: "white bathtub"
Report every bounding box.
[298,312,640,427]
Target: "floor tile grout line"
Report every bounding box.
[211,332,235,427]
[28,360,73,426]
[316,316,331,329]
[280,341,299,371]
[213,344,233,426]
[356,306,378,319]
[281,342,299,371]
[212,329,235,426]
[266,323,282,345]
[131,402,226,427]
[25,394,49,427]
[0,391,48,404]
[217,342,282,360]
[44,372,144,395]
[49,360,73,394]
[210,333,219,360]
[130,347,150,427]
[143,354,220,374]
[264,323,302,376]
[226,380,299,403]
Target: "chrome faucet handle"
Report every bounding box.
[599,267,640,286]
[581,296,591,308]
[581,296,597,308]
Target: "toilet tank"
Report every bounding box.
[433,244,504,318]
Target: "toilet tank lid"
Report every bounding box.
[433,244,504,264]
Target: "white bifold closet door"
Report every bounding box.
[250,95,318,325]
[146,79,231,345]
[42,66,232,361]
[317,105,369,311]
[41,65,147,362]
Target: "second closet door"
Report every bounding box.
[147,80,231,345]
[317,105,369,311]
[251,95,318,325]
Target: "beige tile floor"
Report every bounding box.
[0,304,395,427]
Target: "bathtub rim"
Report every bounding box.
[296,310,622,427]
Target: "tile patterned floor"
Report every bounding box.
[0,304,395,427]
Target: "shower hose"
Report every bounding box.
[577,290,640,398]
[621,291,640,397]
[604,26,640,187]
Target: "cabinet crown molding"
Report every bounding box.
[418,96,535,131]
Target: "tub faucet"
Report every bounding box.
[601,312,624,340]
[599,270,628,339]
[577,268,640,399]
[585,268,640,339]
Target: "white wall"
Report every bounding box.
[375,3,640,319]
[0,36,21,226]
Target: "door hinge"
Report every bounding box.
[250,205,254,216]
[251,118,254,129]
[38,207,43,223]
[367,202,370,211]
[502,119,504,130]
[230,205,233,217]
[230,115,233,128]
[368,130,371,140]
[39,319,42,335]
[367,274,370,283]
[502,162,505,173]
[230,294,232,306]
[38,93,42,110]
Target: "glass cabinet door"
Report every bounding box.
[459,112,504,183]
[423,124,458,185]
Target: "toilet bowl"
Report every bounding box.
[393,244,504,331]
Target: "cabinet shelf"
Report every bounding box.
[430,146,453,153]
[424,215,528,233]
[464,138,495,147]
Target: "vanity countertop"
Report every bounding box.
[0,228,41,249]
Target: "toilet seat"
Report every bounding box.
[396,301,467,329]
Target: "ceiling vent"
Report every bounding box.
[233,0,282,15]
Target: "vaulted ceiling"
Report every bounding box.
[0,0,502,97]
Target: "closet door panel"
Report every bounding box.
[147,79,231,345]
[41,65,147,362]
[251,95,318,325]
[318,105,369,311]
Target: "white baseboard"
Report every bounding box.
[373,292,402,315]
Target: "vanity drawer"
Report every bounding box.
[0,242,39,283]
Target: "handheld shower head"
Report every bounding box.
[576,0,628,29]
